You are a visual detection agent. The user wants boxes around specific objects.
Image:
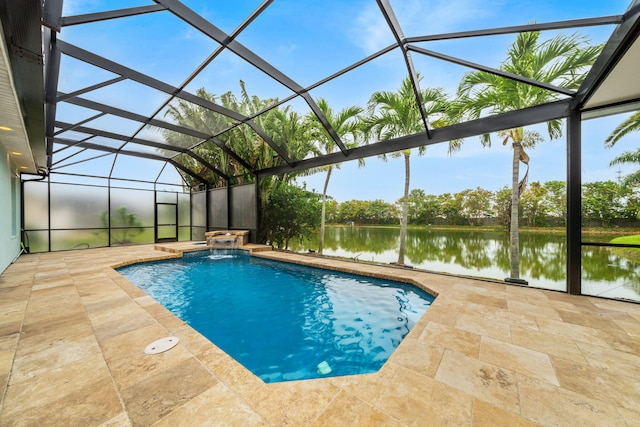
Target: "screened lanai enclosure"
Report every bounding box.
[2,0,640,300]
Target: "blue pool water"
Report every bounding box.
[117,250,435,382]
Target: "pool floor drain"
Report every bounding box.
[144,337,179,355]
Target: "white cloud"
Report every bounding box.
[347,0,507,55]
[347,3,395,54]
[393,0,503,35]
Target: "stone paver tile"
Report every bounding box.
[471,399,538,427]
[2,353,113,419]
[11,335,102,383]
[116,279,155,299]
[544,298,592,312]
[85,295,135,314]
[0,285,32,304]
[510,325,585,362]
[464,293,508,310]
[518,373,627,426]
[0,349,13,406]
[77,281,131,305]
[154,383,266,426]
[21,297,85,326]
[507,299,562,322]
[551,355,640,413]
[329,364,398,408]
[196,346,263,397]
[618,407,640,427]
[452,282,492,295]
[1,376,123,427]
[535,317,611,347]
[22,298,84,327]
[482,307,540,332]
[120,357,215,426]
[134,295,156,307]
[378,364,473,426]
[245,378,341,426]
[421,302,462,327]
[613,318,640,337]
[109,342,194,390]
[19,311,94,343]
[505,285,550,302]
[311,390,403,427]
[455,314,511,342]
[100,323,169,360]
[93,310,156,342]
[419,321,482,358]
[558,309,627,334]
[32,276,73,290]
[479,336,558,386]
[389,336,444,378]
[0,310,24,338]
[434,349,520,414]
[142,302,177,319]
[596,327,640,354]
[85,298,147,327]
[154,311,187,330]
[575,340,640,379]
[98,411,132,426]
[0,333,19,353]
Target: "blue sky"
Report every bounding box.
[56,0,638,201]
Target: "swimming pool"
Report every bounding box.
[118,250,435,383]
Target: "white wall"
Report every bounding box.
[0,144,21,274]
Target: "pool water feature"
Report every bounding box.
[118,250,435,383]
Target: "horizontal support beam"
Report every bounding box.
[60,95,255,172]
[258,99,572,178]
[56,40,248,122]
[56,77,126,102]
[407,45,575,97]
[406,16,623,43]
[54,121,229,179]
[53,137,209,184]
[61,5,167,26]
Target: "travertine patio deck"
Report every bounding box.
[0,243,639,426]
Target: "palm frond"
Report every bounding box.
[605,111,640,147]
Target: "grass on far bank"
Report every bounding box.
[610,235,640,263]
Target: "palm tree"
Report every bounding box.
[160,83,321,243]
[161,88,236,187]
[307,98,363,255]
[605,111,640,148]
[455,31,601,280]
[605,111,640,186]
[366,75,454,265]
[610,149,640,187]
[606,110,640,187]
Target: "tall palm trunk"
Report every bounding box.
[318,166,333,255]
[510,142,521,278]
[398,152,410,265]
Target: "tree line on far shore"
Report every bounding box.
[261,178,639,250]
[318,179,639,228]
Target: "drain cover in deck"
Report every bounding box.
[144,337,179,354]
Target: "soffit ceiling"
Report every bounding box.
[0,0,45,174]
[1,0,639,185]
[582,20,640,113]
[0,22,35,173]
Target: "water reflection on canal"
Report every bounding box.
[290,226,640,302]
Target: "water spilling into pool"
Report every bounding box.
[117,250,434,383]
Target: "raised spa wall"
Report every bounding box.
[204,230,250,249]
